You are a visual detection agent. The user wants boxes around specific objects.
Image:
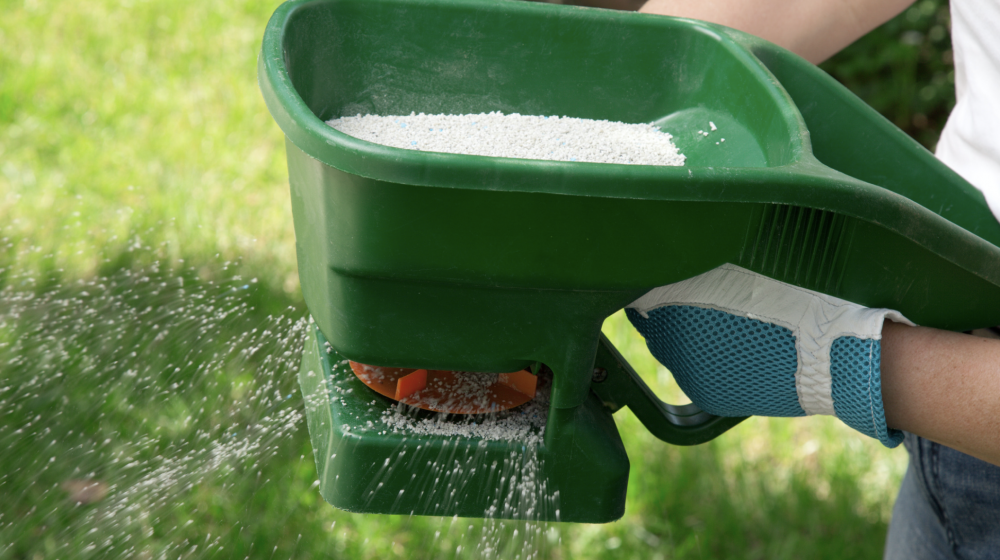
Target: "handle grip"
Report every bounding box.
[590,333,746,446]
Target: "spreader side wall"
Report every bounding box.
[286,139,753,294]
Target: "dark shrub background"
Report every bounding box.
[821,0,954,150]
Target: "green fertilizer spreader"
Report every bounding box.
[259,0,1000,523]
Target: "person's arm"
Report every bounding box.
[626,264,1000,467]
[639,0,915,63]
[881,322,1000,466]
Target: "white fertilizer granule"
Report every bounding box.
[378,374,551,444]
[327,111,686,166]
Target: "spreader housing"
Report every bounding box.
[260,0,1000,523]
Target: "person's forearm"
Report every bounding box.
[881,321,1000,466]
[639,0,915,63]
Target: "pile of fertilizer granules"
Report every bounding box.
[327,111,686,166]
[378,375,551,444]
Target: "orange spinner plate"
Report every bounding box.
[348,361,538,414]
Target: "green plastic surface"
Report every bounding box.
[260,0,1000,521]
[299,324,629,523]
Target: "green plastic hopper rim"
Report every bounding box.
[258,0,1000,288]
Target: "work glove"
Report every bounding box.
[626,263,913,447]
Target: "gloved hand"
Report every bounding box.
[626,263,913,447]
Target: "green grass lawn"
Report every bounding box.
[1,1,908,558]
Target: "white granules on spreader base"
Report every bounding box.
[380,376,550,444]
[327,111,686,166]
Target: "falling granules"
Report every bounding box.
[404,370,501,412]
[327,111,686,166]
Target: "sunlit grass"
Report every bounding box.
[0,0,296,291]
[1,0,908,558]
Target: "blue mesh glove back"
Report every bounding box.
[626,264,912,448]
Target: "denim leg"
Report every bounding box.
[933,438,1000,559]
[884,433,955,560]
[885,432,1000,560]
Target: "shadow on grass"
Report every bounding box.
[0,255,309,559]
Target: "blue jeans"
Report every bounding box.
[884,432,1000,559]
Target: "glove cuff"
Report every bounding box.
[830,336,905,448]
